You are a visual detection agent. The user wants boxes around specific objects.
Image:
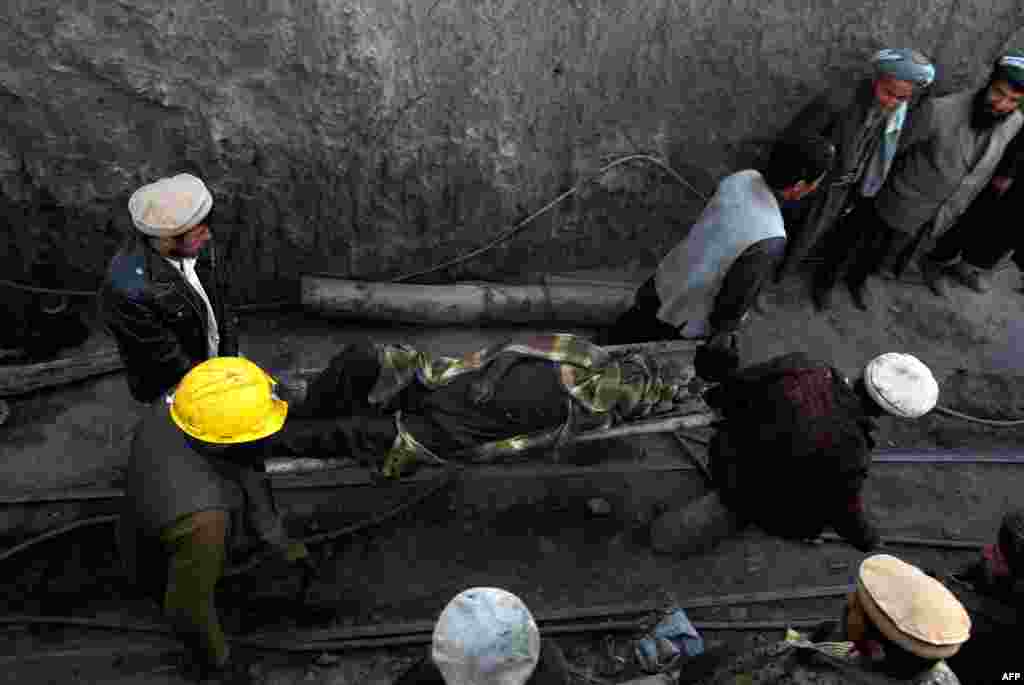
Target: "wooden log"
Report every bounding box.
[0,348,124,397]
[301,276,637,325]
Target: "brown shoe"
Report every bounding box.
[920,258,950,297]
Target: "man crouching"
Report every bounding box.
[651,351,939,556]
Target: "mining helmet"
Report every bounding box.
[170,357,288,444]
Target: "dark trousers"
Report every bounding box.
[814,200,920,291]
[604,237,786,344]
[928,184,1024,270]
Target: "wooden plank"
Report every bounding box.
[0,348,123,397]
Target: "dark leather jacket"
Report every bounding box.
[100,234,237,403]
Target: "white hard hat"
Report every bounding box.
[863,353,938,418]
[432,587,541,685]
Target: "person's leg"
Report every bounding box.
[236,467,308,562]
[812,202,869,310]
[603,276,680,345]
[708,237,786,332]
[842,202,895,309]
[161,509,231,670]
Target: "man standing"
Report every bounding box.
[651,352,939,556]
[678,555,969,684]
[603,136,834,349]
[838,54,1024,309]
[775,49,935,308]
[101,172,237,404]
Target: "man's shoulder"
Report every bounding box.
[105,240,163,300]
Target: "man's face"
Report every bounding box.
[872,76,915,112]
[986,78,1024,116]
[168,222,211,258]
[973,79,1024,129]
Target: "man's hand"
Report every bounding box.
[468,379,495,405]
[992,175,1014,195]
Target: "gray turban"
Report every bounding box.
[871,48,935,88]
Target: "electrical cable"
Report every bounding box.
[933,404,1024,427]
[389,154,708,283]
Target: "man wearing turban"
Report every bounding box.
[843,53,1024,308]
[916,54,1024,296]
[776,48,936,310]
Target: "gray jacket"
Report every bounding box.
[874,89,1023,237]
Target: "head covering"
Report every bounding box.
[998,508,1024,576]
[432,587,541,685]
[995,52,1024,90]
[856,554,970,660]
[129,173,213,238]
[871,48,935,88]
[863,353,938,418]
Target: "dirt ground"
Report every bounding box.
[2,262,1024,684]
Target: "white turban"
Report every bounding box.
[129,173,213,238]
[432,587,541,685]
[863,353,939,418]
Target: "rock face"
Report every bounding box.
[0,0,1022,303]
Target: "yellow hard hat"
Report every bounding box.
[170,357,288,444]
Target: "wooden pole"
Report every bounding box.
[0,348,124,397]
[301,276,637,325]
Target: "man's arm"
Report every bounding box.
[893,95,936,155]
[101,287,194,401]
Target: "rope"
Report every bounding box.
[389,154,708,283]
[0,467,462,577]
[0,279,97,297]
[934,404,1024,427]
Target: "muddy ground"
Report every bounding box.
[2,261,1024,684]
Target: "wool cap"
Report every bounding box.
[856,554,970,660]
[872,48,935,87]
[863,353,938,418]
[129,173,213,238]
[432,587,541,685]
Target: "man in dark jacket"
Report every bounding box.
[942,509,1024,683]
[395,587,570,685]
[650,351,939,556]
[122,356,308,683]
[917,129,1024,295]
[774,49,935,308]
[275,333,698,479]
[100,172,237,404]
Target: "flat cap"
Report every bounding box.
[128,173,213,238]
[857,554,970,660]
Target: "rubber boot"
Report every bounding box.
[650,492,744,558]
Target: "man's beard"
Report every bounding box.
[971,87,1014,130]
